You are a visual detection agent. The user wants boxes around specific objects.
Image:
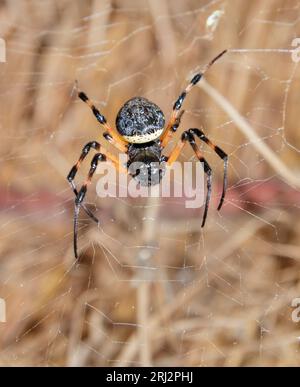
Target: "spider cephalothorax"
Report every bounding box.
[68,49,228,258]
[116,97,165,143]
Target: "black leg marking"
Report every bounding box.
[184,131,212,227]
[191,73,202,85]
[172,50,227,112]
[67,141,100,182]
[160,110,185,148]
[73,153,107,259]
[162,50,227,148]
[173,92,187,111]
[67,141,101,225]
[78,92,107,124]
[78,90,128,152]
[165,126,228,226]
[78,92,89,102]
[188,128,228,210]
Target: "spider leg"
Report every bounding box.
[73,153,106,259]
[103,132,129,154]
[67,141,102,224]
[160,109,185,148]
[166,130,212,227]
[67,142,127,258]
[67,140,125,189]
[69,181,100,224]
[72,151,127,259]
[188,128,228,211]
[160,49,227,148]
[78,91,128,152]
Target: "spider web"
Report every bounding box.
[0,0,300,366]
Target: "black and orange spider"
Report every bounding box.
[67,50,228,259]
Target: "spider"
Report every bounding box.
[67,50,228,259]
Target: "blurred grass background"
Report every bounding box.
[0,0,300,366]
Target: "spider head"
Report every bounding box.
[116,97,165,144]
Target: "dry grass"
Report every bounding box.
[0,0,300,366]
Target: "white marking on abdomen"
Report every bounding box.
[123,128,164,144]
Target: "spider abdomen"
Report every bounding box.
[127,141,165,186]
[116,97,165,144]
